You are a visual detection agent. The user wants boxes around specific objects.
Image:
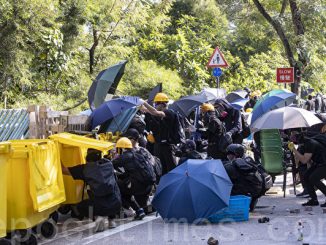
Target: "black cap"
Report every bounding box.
[123,128,140,141]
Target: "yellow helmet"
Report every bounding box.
[116,137,133,149]
[154,93,169,103]
[200,103,215,112]
[246,108,253,113]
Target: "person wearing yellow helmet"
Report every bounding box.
[200,103,215,113]
[140,93,181,175]
[113,136,156,220]
[245,108,253,113]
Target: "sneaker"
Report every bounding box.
[296,190,309,198]
[93,216,106,233]
[108,219,117,229]
[134,208,146,220]
[302,199,319,206]
[320,202,326,208]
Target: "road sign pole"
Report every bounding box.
[216,76,220,88]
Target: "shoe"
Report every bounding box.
[296,190,309,198]
[134,208,146,220]
[320,202,326,208]
[93,216,106,233]
[302,199,319,206]
[108,219,117,229]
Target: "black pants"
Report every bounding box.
[304,164,326,200]
[117,179,152,211]
[76,197,121,218]
[297,164,308,190]
[207,143,226,160]
[154,143,176,175]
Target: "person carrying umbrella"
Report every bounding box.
[141,93,183,174]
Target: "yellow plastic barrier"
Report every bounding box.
[49,133,114,204]
[0,142,11,238]
[7,140,66,230]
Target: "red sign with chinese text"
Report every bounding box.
[276,68,294,83]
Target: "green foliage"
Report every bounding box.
[0,0,325,110]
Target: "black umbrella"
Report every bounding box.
[225,90,248,103]
[147,83,162,105]
[88,60,128,110]
[169,94,208,117]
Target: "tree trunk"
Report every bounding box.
[289,0,306,96]
[252,0,300,95]
[89,29,99,75]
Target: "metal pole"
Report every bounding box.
[216,76,220,88]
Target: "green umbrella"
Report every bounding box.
[253,89,292,110]
[88,60,128,109]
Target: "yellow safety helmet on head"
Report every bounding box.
[154,93,169,103]
[200,103,215,112]
[116,137,133,149]
[245,108,253,113]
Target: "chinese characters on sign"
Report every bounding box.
[276,68,294,83]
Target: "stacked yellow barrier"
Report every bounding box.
[49,133,114,204]
[6,140,66,231]
[0,142,11,239]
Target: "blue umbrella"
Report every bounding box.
[169,94,208,117]
[230,98,249,110]
[152,159,233,223]
[90,96,142,129]
[251,92,296,124]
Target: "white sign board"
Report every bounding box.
[207,47,229,68]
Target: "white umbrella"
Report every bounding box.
[250,106,322,131]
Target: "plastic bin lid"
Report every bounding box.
[49,133,114,151]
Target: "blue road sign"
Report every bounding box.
[213,67,222,77]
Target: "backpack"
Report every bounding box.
[168,111,186,144]
[232,158,263,197]
[240,113,251,139]
[137,147,162,183]
[83,159,119,197]
[243,156,273,195]
[132,149,156,185]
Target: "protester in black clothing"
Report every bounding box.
[177,139,204,165]
[205,108,226,160]
[214,98,243,144]
[291,134,326,206]
[128,113,147,147]
[141,93,178,174]
[62,149,121,232]
[304,95,315,111]
[112,137,155,220]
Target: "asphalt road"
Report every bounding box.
[39,175,326,245]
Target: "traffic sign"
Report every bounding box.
[207,47,229,68]
[276,68,294,83]
[213,67,222,77]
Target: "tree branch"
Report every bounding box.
[252,0,295,67]
[63,98,87,111]
[279,0,287,17]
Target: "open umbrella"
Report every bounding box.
[90,96,142,129]
[152,159,232,223]
[230,98,249,110]
[254,89,292,109]
[88,60,128,110]
[147,83,162,105]
[200,88,226,102]
[250,107,322,131]
[169,94,208,117]
[251,91,296,124]
[226,90,248,103]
